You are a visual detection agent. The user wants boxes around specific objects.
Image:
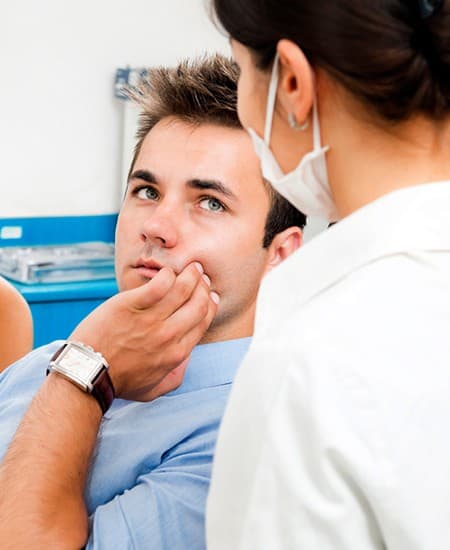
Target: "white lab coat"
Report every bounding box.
[207,181,450,550]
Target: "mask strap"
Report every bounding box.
[264,54,279,145]
[312,99,322,150]
[312,83,330,153]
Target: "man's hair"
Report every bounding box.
[128,54,306,247]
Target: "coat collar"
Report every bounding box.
[255,181,450,335]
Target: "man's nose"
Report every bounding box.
[141,203,180,248]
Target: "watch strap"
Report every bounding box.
[91,367,115,414]
[49,342,66,364]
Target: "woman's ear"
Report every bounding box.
[264,226,303,275]
[276,39,315,125]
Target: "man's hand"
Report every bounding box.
[0,264,217,549]
[71,262,219,401]
[143,359,189,401]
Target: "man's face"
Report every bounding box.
[115,117,272,342]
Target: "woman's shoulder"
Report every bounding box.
[0,276,33,371]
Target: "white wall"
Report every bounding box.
[1,0,229,218]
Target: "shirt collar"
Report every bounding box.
[255,181,450,334]
[168,337,251,395]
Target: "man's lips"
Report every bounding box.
[133,258,164,279]
[132,258,209,284]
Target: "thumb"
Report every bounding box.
[124,267,177,311]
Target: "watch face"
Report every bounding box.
[60,346,101,384]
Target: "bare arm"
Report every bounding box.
[0,374,100,549]
[0,264,217,548]
[0,277,33,372]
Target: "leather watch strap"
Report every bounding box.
[91,366,115,414]
[50,343,66,363]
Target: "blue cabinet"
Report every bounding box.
[12,279,118,348]
[0,214,119,348]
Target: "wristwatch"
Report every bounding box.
[47,341,115,414]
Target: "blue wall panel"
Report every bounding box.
[0,214,118,247]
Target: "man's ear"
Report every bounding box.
[264,226,302,275]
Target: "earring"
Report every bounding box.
[288,112,309,131]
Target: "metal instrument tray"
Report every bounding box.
[0,242,115,284]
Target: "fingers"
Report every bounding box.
[168,274,219,351]
[149,262,216,320]
[127,267,177,311]
[123,262,217,323]
[138,274,217,375]
[125,262,208,318]
[179,297,218,352]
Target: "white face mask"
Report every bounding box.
[247,54,339,222]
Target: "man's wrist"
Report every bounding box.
[47,341,115,414]
[46,371,103,416]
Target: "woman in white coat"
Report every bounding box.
[206,1,450,549]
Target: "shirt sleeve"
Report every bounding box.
[86,438,212,550]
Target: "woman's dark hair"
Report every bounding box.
[211,0,450,121]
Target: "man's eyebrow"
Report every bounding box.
[188,179,237,200]
[129,169,157,184]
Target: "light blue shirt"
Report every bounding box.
[0,337,251,549]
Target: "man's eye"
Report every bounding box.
[136,186,159,201]
[199,198,225,212]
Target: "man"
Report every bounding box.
[0,55,305,549]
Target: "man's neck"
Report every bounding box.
[199,322,253,345]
